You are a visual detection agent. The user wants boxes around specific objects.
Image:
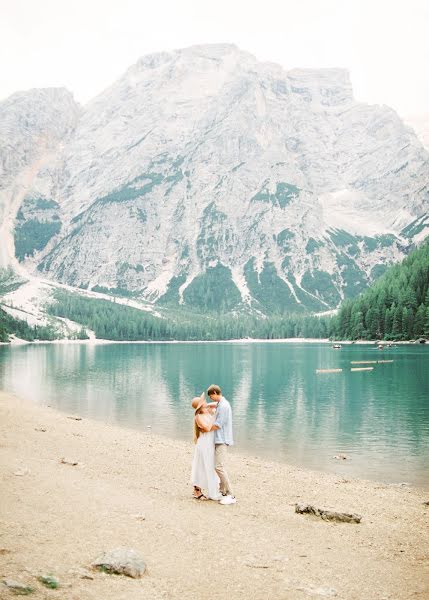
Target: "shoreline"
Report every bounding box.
[1,391,428,599]
[2,387,428,491]
[1,336,425,346]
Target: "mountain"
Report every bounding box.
[1,44,428,315]
[405,115,429,152]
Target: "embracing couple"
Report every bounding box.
[191,384,236,505]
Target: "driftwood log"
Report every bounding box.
[295,503,362,523]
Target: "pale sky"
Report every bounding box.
[1,0,428,118]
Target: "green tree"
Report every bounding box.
[424,307,429,338]
[414,304,426,338]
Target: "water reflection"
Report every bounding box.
[0,342,428,487]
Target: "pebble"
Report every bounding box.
[3,578,34,592]
[92,548,146,578]
[13,467,30,476]
[68,567,94,580]
[297,584,338,597]
[60,458,78,466]
[244,560,270,569]
[38,574,60,589]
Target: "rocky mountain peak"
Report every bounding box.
[287,68,354,108]
[1,46,428,314]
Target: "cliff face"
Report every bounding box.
[2,45,429,313]
[0,88,80,268]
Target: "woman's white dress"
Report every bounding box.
[191,413,220,500]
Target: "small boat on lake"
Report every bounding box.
[332,344,342,349]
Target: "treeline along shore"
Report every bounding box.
[2,241,429,343]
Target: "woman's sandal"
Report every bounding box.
[194,492,208,500]
[193,487,207,500]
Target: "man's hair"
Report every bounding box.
[207,384,222,396]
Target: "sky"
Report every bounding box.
[1,0,428,118]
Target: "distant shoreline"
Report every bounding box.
[1,337,425,346]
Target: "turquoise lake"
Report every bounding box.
[1,342,428,488]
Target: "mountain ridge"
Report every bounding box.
[1,44,428,315]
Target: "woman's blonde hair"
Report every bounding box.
[193,407,203,443]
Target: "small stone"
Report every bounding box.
[314,587,337,597]
[243,554,284,568]
[13,468,30,476]
[133,514,146,521]
[0,548,12,555]
[35,427,46,432]
[60,458,78,466]
[67,416,82,421]
[92,548,146,578]
[3,578,34,593]
[297,585,338,597]
[68,568,94,580]
[38,575,59,589]
[244,560,270,568]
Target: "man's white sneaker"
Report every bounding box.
[219,495,236,505]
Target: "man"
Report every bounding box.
[207,384,236,505]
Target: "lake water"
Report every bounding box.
[1,342,428,488]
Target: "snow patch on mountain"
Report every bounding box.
[230,266,252,304]
[318,189,392,236]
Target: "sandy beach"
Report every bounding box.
[1,391,428,600]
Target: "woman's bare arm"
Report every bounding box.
[195,414,212,432]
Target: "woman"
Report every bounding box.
[191,392,221,501]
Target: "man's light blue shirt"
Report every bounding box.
[214,396,234,446]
